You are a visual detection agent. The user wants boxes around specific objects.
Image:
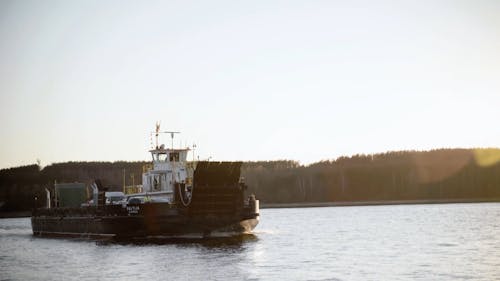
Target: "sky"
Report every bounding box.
[0,0,499,169]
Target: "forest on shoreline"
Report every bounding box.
[1,148,500,213]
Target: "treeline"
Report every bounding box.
[1,148,500,212]
[243,148,500,203]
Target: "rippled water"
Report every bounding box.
[1,203,500,280]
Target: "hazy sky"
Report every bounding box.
[1,0,499,169]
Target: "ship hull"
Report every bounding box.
[31,203,259,239]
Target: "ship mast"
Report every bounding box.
[154,122,180,149]
[163,131,180,149]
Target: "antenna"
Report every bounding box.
[192,143,197,162]
[155,121,161,149]
[161,131,181,149]
[152,122,180,149]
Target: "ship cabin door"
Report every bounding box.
[161,174,168,191]
[151,173,169,192]
[152,174,161,191]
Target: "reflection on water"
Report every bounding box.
[1,203,500,280]
[106,233,259,249]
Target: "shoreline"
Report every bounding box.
[260,198,500,209]
[1,199,499,218]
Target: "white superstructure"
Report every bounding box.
[129,123,194,204]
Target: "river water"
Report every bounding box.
[1,203,500,280]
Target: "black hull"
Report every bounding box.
[31,203,259,239]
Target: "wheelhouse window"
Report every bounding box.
[169,152,179,162]
[152,153,168,162]
[158,153,168,162]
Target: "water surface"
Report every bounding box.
[1,203,499,280]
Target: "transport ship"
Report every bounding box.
[31,125,259,239]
